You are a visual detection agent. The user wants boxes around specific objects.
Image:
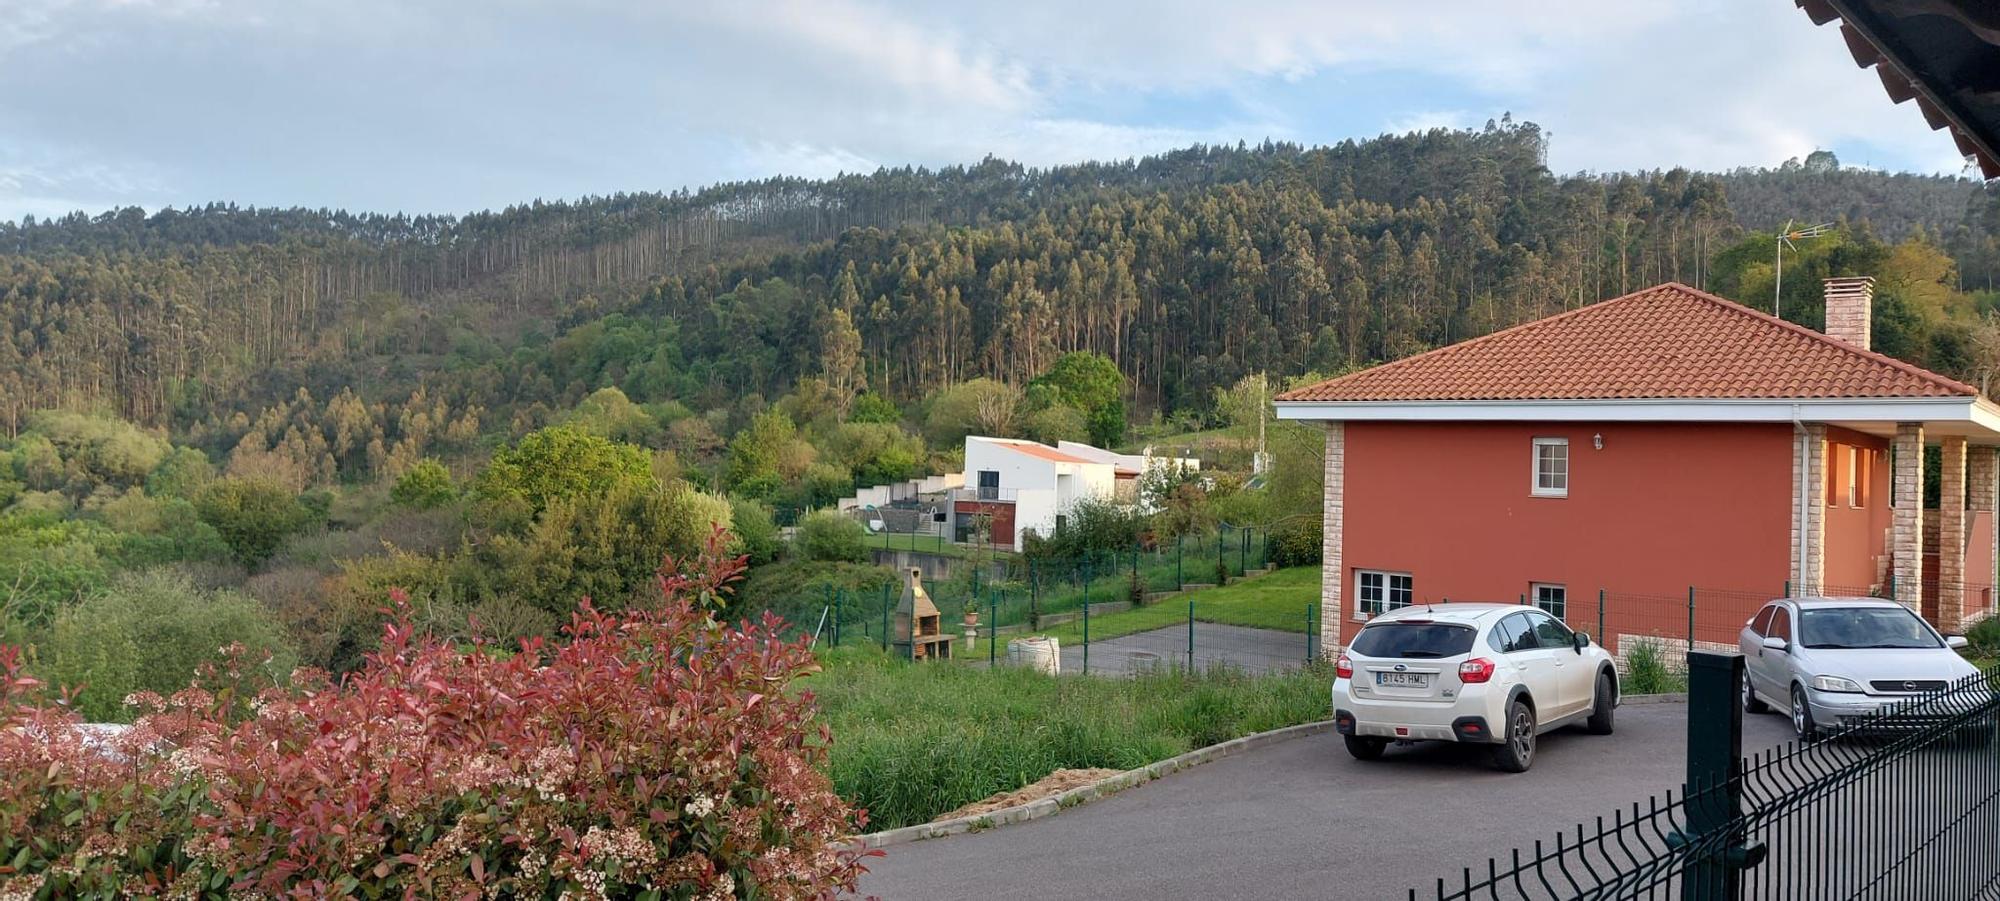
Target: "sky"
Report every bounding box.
[0,0,1979,220]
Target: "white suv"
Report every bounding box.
[1332,604,1619,772]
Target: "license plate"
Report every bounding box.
[1376,672,1429,688]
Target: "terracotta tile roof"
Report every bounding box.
[994,440,1096,464]
[1275,282,1978,403]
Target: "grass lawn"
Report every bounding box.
[803,644,1328,830]
[1037,566,1320,645]
[859,530,1016,561]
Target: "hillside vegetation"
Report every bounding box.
[4,123,2000,716]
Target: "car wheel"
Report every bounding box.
[1343,735,1387,761]
[1490,700,1536,773]
[1790,685,1819,741]
[1742,675,1768,714]
[1586,672,1616,735]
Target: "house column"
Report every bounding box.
[1970,447,1997,625]
[1320,421,1344,656]
[1792,423,1827,595]
[1892,424,1925,611]
[1938,436,1968,631]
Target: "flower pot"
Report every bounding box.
[963,612,980,628]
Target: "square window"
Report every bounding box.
[1532,437,1568,497]
[1531,583,1566,620]
[1356,570,1413,617]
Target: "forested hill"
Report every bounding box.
[2,120,1997,451]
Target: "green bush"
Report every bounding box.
[796,510,867,563]
[1967,615,2000,656]
[732,559,896,633]
[1267,516,1323,568]
[33,569,296,721]
[1622,638,1686,695]
[729,496,782,564]
[389,458,456,509]
[194,477,316,568]
[1026,497,1144,561]
[809,648,1328,829]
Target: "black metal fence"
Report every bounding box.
[1410,652,2000,900]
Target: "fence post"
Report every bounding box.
[1029,560,1040,629]
[1783,580,1790,598]
[1597,588,1606,647]
[1686,586,1696,656]
[1082,596,1090,675]
[1176,533,1183,588]
[1187,598,1195,670]
[1305,603,1314,664]
[833,588,843,647]
[881,582,891,652]
[989,589,998,667]
[1240,527,1248,574]
[1680,651,1753,901]
[1217,523,1226,576]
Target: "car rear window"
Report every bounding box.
[1349,622,1477,659]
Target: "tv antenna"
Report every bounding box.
[1774,220,1833,318]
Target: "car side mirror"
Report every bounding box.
[1946,634,1970,650]
[1761,635,1788,652]
[1573,631,1590,651]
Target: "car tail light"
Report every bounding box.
[1335,655,1353,679]
[1458,658,1497,684]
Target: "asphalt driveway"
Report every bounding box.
[1058,623,1311,676]
[858,702,1796,900]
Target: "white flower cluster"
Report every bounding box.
[684,793,719,819]
[0,873,42,901]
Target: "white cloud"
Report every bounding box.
[1383,110,1475,136]
[0,0,1976,218]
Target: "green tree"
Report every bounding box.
[391,458,457,509]
[476,426,653,515]
[923,378,1022,447]
[848,392,902,425]
[194,477,316,568]
[1029,352,1126,447]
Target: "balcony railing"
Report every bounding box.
[948,486,1019,503]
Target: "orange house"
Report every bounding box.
[1275,279,2000,655]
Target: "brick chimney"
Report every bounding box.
[1823,276,1875,350]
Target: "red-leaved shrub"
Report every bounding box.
[0,529,872,899]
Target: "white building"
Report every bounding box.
[952,436,1198,551]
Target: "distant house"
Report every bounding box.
[839,436,1197,552]
[955,437,1197,551]
[1276,279,2000,656]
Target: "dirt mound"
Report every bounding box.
[935,768,1126,822]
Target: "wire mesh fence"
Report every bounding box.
[803,526,1318,674]
[1410,656,2000,900]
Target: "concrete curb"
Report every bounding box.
[1619,691,1688,705]
[842,719,1334,851]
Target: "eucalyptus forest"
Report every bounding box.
[5,119,2000,720]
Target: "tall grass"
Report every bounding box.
[804,646,1329,830]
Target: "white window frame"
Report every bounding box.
[1532,437,1569,497]
[1356,569,1414,619]
[1531,582,1566,620]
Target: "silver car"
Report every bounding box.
[1738,597,1979,739]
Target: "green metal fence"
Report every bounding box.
[808,525,1312,672]
[1409,652,2000,900]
